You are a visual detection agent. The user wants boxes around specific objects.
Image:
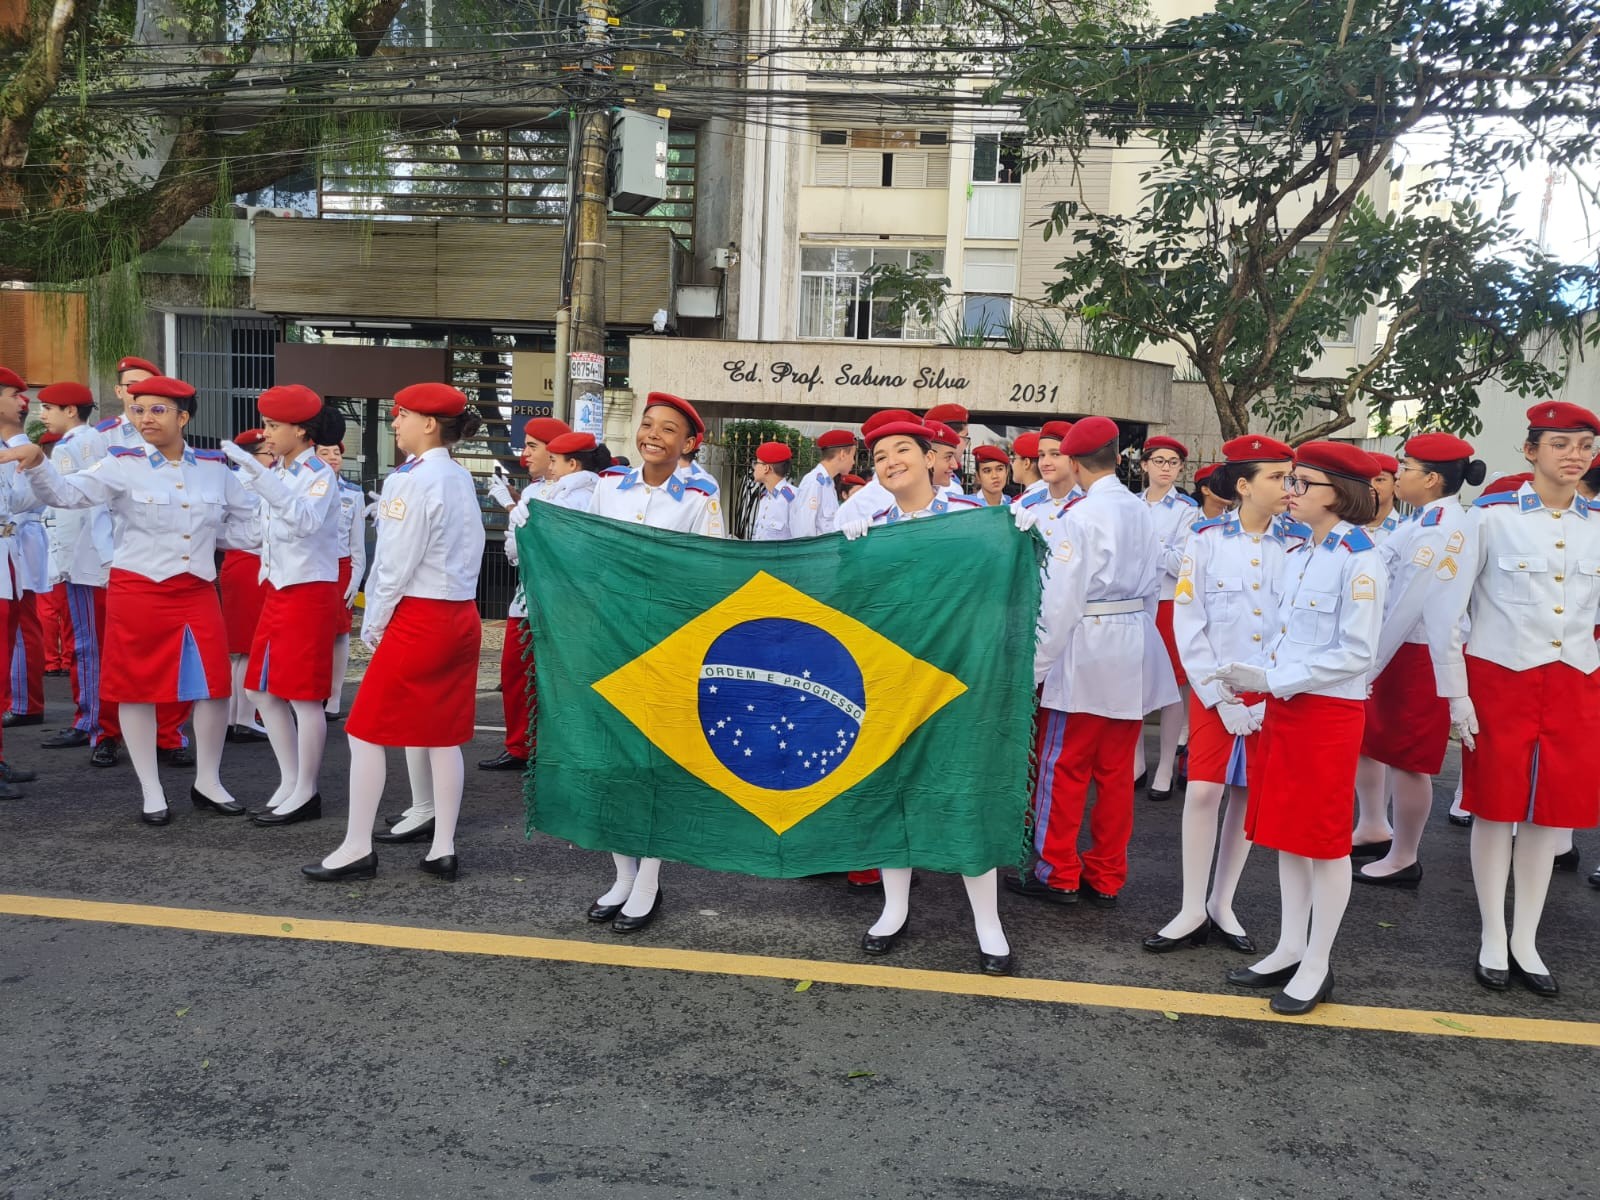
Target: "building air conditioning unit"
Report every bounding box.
[243,206,298,220]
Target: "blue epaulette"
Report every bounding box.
[1420,506,1445,527]
[1340,526,1376,553]
[947,495,981,509]
[1020,489,1052,510]
[1175,491,1198,506]
[339,478,361,492]
[1192,516,1224,534]
[1278,517,1313,542]
[108,446,141,458]
[1473,492,1519,508]
[193,449,226,463]
[94,417,120,432]
[684,483,715,499]
[777,485,795,502]
[691,474,719,496]
[394,458,421,475]
[601,465,629,477]
[304,455,325,471]
[871,507,893,522]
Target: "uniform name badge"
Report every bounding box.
[385,498,407,521]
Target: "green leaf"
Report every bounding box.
[1434,1017,1473,1033]
[280,922,294,932]
[175,1006,190,1018]
[200,1059,210,1070]
[794,980,813,992]
[846,1070,874,1079]
[1162,1011,1180,1021]
[1377,921,1396,929]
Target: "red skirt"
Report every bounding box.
[101,569,230,704]
[1156,600,1187,687]
[1246,693,1366,859]
[246,581,340,701]
[218,550,267,656]
[347,597,482,747]
[1360,641,1450,774]
[334,557,354,635]
[1462,657,1600,827]
[1186,691,1265,785]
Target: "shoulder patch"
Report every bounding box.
[108,446,141,458]
[777,485,795,502]
[1352,573,1377,601]
[1421,507,1445,527]
[94,417,120,432]
[304,455,325,471]
[1341,527,1376,553]
[1473,492,1519,508]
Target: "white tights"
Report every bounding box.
[1156,781,1251,938]
[248,692,327,814]
[124,699,233,814]
[1471,819,1564,974]
[325,634,350,715]
[1359,769,1433,877]
[1352,755,1393,844]
[868,866,1009,956]
[322,738,464,868]
[1248,851,1351,1002]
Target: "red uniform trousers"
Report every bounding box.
[38,583,71,674]
[1031,707,1143,894]
[501,616,535,759]
[8,589,44,717]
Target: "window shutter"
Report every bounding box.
[925,151,949,189]
[813,148,849,186]
[848,151,882,188]
[893,152,928,189]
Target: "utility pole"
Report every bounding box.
[566,0,613,438]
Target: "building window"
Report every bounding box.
[961,248,1017,339]
[972,133,1024,184]
[812,129,950,189]
[799,246,945,341]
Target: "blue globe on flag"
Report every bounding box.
[698,618,866,791]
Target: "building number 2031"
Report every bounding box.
[1010,384,1060,405]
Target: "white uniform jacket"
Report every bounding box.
[364,446,486,641]
[868,494,981,526]
[791,463,841,537]
[48,424,114,588]
[1371,497,1473,691]
[1174,512,1306,710]
[1434,483,1600,696]
[505,477,559,621]
[750,484,795,541]
[5,433,50,593]
[835,476,889,527]
[1364,511,1401,546]
[1035,475,1179,719]
[1142,486,1202,602]
[1261,521,1386,701]
[337,478,368,582]
[542,470,599,512]
[250,447,343,588]
[587,467,725,538]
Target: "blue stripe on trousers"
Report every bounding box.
[1032,708,1068,882]
[65,584,101,735]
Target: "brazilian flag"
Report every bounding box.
[517,503,1043,877]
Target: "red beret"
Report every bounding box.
[1222,434,1294,464]
[1062,415,1119,457]
[840,473,866,488]
[115,356,161,378]
[644,391,705,438]
[394,382,466,417]
[922,403,969,425]
[128,376,196,400]
[1039,420,1074,442]
[1370,452,1400,475]
[547,431,597,456]
[1527,401,1600,434]
[235,428,267,448]
[860,410,914,437]
[1404,432,1475,462]
[1011,432,1041,458]
[257,384,323,424]
[1142,436,1188,460]
[816,428,858,449]
[973,445,1010,466]
[864,420,931,449]
[523,417,572,446]
[38,382,93,409]
[1194,463,1219,483]
[1482,472,1532,497]
[39,431,63,446]
[0,367,27,391]
[1293,440,1382,482]
[922,419,960,448]
[754,440,793,464]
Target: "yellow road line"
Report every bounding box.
[3,892,1595,1046]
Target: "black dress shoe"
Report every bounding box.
[1146,785,1174,802]
[39,729,89,749]
[1004,873,1078,904]
[158,745,195,767]
[302,853,377,882]
[1354,861,1423,888]
[978,951,1013,976]
[1082,887,1118,908]
[1554,847,1581,872]
[1475,962,1510,991]
[226,725,271,744]
[252,794,323,826]
[1227,962,1301,988]
[612,891,662,934]
[3,712,43,727]
[419,853,459,881]
[1133,771,1147,790]
[324,710,342,723]
[1510,955,1559,998]
[383,813,405,827]
[1270,972,1333,1016]
[1588,866,1600,890]
[1351,839,1392,860]
[1143,921,1210,953]
[91,737,120,767]
[587,900,623,923]
[1447,812,1473,827]
[190,786,246,816]
[375,819,435,844]
[0,761,37,783]
[140,807,171,826]
[477,750,528,772]
[861,921,907,956]
[1209,920,1256,954]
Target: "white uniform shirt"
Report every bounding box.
[1174,512,1305,709]
[252,447,342,588]
[48,424,114,588]
[587,467,725,538]
[1262,522,1386,701]
[1435,483,1600,697]
[1143,486,1202,601]
[5,433,50,593]
[505,476,559,621]
[1013,478,1049,505]
[867,493,981,525]
[92,414,146,450]
[1034,474,1179,719]
[791,463,841,537]
[1372,497,1473,688]
[364,446,486,639]
[835,476,890,527]
[675,460,720,499]
[1018,486,1081,555]
[750,484,796,541]
[25,443,256,584]
[542,470,599,512]
[1364,511,1401,545]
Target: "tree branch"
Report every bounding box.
[0,0,86,172]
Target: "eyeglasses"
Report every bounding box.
[125,404,175,419]
[1283,475,1338,496]
[1144,456,1182,468]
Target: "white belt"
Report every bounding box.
[1083,598,1145,617]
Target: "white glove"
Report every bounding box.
[361,626,382,653]
[1012,504,1039,533]
[1217,701,1259,737]
[1247,700,1266,728]
[486,476,515,510]
[1204,662,1270,701]
[839,519,870,541]
[509,501,532,530]
[342,571,360,605]
[1448,696,1479,752]
[366,489,381,504]
[221,440,265,477]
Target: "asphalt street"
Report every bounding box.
[3,675,1599,1200]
